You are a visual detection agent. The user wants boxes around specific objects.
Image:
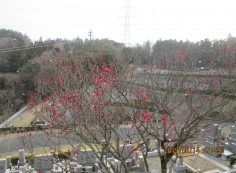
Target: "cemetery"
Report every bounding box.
[0,124,235,173]
[204,123,236,161]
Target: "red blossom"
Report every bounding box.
[140,119,145,125]
[141,111,151,120]
[56,76,62,84]
[63,96,69,102]
[220,47,228,54]
[42,97,49,102]
[58,113,64,117]
[230,44,236,52]
[93,91,99,96]
[47,123,53,127]
[134,89,147,101]
[99,114,105,118]
[44,107,50,112]
[63,67,68,76]
[105,67,111,73]
[161,114,166,120]
[101,66,105,71]
[93,104,97,111]
[177,48,187,59]
[52,110,57,118]
[62,127,69,132]
[71,98,76,103]
[28,93,37,107]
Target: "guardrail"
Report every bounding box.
[0,106,27,128]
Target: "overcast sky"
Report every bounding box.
[1,0,236,45]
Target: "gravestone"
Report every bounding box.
[213,124,219,141]
[172,156,187,173]
[69,161,77,169]
[229,133,236,139]
[73,164,97,173]
[18,166,26,172]
[6,156,11,168]
[52,163,62,173]
[231,125,236,133]
[70,149,75,159]
[78,149,96,164]
[18,149,25,166]
[223,124,236,154]
[0,159,7,173]
[34,154,53,171]
[9,170,20,173]
[138,156,145,172]
[119,144,132,159]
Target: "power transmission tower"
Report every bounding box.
[88,30,92,40]
[123,0,131,47]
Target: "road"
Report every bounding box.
[0,125,140,155]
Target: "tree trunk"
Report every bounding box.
[143,152,150,172]
[160,157,168,173]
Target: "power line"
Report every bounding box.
[0,41,55,51]
[0,40,71,53]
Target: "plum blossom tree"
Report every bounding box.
[29,50,235,173]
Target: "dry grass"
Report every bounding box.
[0,144,74,158]
[13,105,42,127]
[0,143,101,159]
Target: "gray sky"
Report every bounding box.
[1,0,236,45]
